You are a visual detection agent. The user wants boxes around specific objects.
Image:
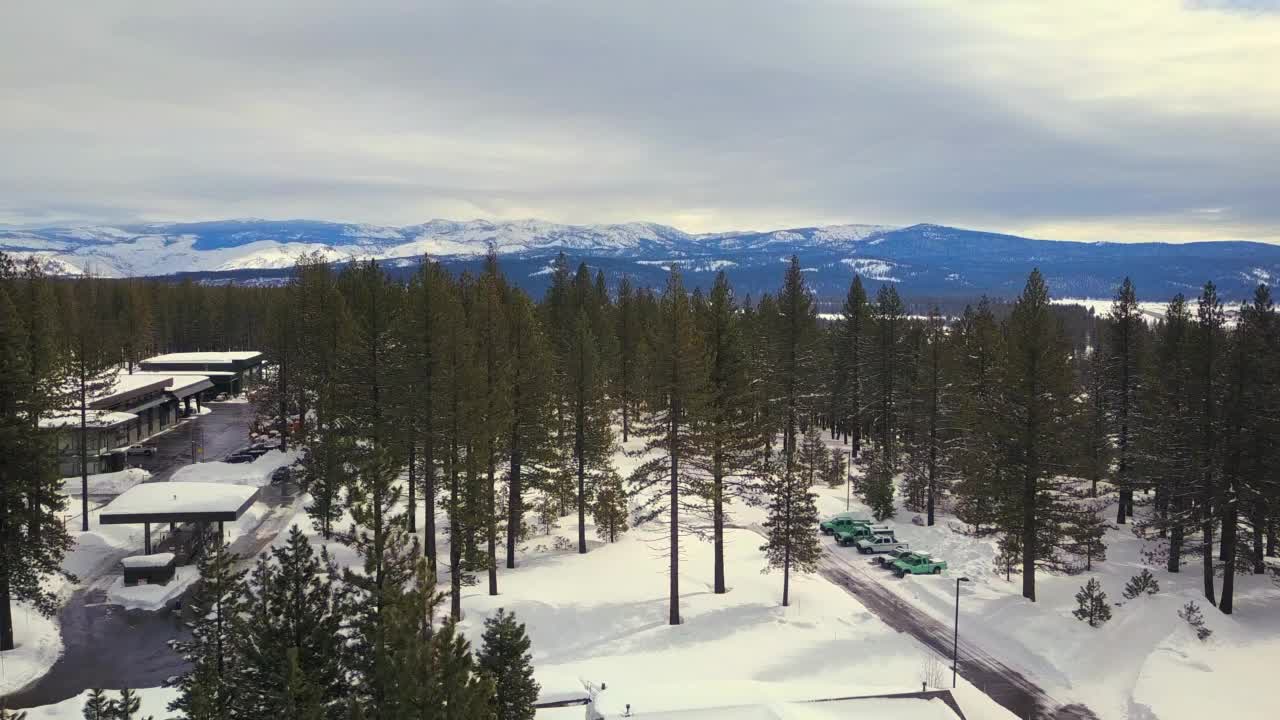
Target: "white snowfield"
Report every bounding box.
[60,467,151,496]
[595,697,959,719]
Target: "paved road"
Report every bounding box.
[815,539,1099,720]
[130,401,256,482]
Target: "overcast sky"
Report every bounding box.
[2,1,1278,242]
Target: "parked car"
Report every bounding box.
[834,522,880,547]
[874,548,913,567]
[270,465,294,486]
[856,529,909,555]
[819,512,871,535]
[891,552,948,577]
[126,443,157,457]
[223,452,256,464]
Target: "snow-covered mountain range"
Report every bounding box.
[3,218,1278,300]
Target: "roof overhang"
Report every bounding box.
[99,482,259,525]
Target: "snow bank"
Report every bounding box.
[121,552,175,569]
[60,468,151,496]
[169,449,298,487]
[23,687,180,719]
[0,603,62,696]
[105,565,199,611]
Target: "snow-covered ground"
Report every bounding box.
[11,428,1279,720]
[60,467,151,497]
[811,437,1280,720]
[168,449,297,487]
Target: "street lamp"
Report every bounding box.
[953,577,970,688]
[846,450,852,511]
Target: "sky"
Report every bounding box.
[2,0,1278,242]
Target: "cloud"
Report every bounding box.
[0,0,1277,242]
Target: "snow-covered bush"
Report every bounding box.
[1178,601,1212,641]
[1122,568,1160,599]
[1072,578,1112,627]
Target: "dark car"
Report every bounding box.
[223,452,256,464]
[270,465,294,485]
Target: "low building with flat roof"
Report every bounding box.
[44,368,214,476]
[138,351,263,396]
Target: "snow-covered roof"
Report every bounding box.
[142,351,263,364]
[39,409,137,430]
[99,482,259,524]
[121,553,175,568]
[130,371,214,398]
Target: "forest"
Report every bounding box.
[1,249,1277,719]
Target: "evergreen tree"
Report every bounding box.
[838,276,871,455]
[0,273,73,652]
[232,526,345,720]
[1106,278,1145,523]
[689,272,759,594]
[109,689,142,720]
[997,270,1080,602]
[948,300,1004,533]
[864,285,906,513]
[1192,283,1226,606]
[629,270,706,625]
[169,542,245,720]
[772,257,818,467]
[797,425,828,489]
[614,276,644,443]
[566,310,613,555]
[478,608,541,720]
[759,462,822,607]
[64,277,118,531]
[82,689,111,720]
[1122,568,1160,599]
[592,471,629,543]
[1072,578,1112,627]
[473,264,512,591]
[504,290,555,569]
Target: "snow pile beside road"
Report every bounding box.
[169,449,298,487]
[23,687,180,719]
[0,604,62,697]
[60,468,151,496]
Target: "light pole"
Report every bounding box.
[953,577,970,688]
[846,450,852,511]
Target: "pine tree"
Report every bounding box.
[1178,601,1212,640]
[1122,568,1160,599]
[614,276,644,443]
[629,269,706,625]
[109,689,142,720]
[232,526,345,720]
[689,272,760,594]
[837,275,870,455]
[772,257,818,468]
[760,462,822,607]
[504,290,555,569]
[797,425,828,489]
[592,470,629,543]
[169,542,245,720]
[379,556,494,719]
[1072,578,1112,627]
[997,270,1080,602]
[861,445,897,521]
[566,310,613,555]
[82,689,111,720]
[473,263,512,592]
[1106,278,1144,523]
[343,524,419,712]
[0,275,73,652]
[1192,283,1225,606]
[864,285,906,514]
[948,300,1005,533]
[64,276,119,531]
[478,608,541,720]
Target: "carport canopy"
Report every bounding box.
[99,482,259,554]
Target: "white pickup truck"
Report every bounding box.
[855,532,909,555]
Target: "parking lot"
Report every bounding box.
[128,401,258,482]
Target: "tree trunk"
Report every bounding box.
[1202,501,1216,606]
[488,453,498,595]
[670,379,681,626]
[507,393,522,569]
[1220,490,1236,614]
[407,442,416,534]
[713,457,725,594]
[1167,495,1183,573]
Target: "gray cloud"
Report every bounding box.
[1,0,1277,242]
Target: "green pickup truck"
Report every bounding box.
[891,552,948,577]
[834,522,878,547]
[819,512,871,535]
[874,548,912,567]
